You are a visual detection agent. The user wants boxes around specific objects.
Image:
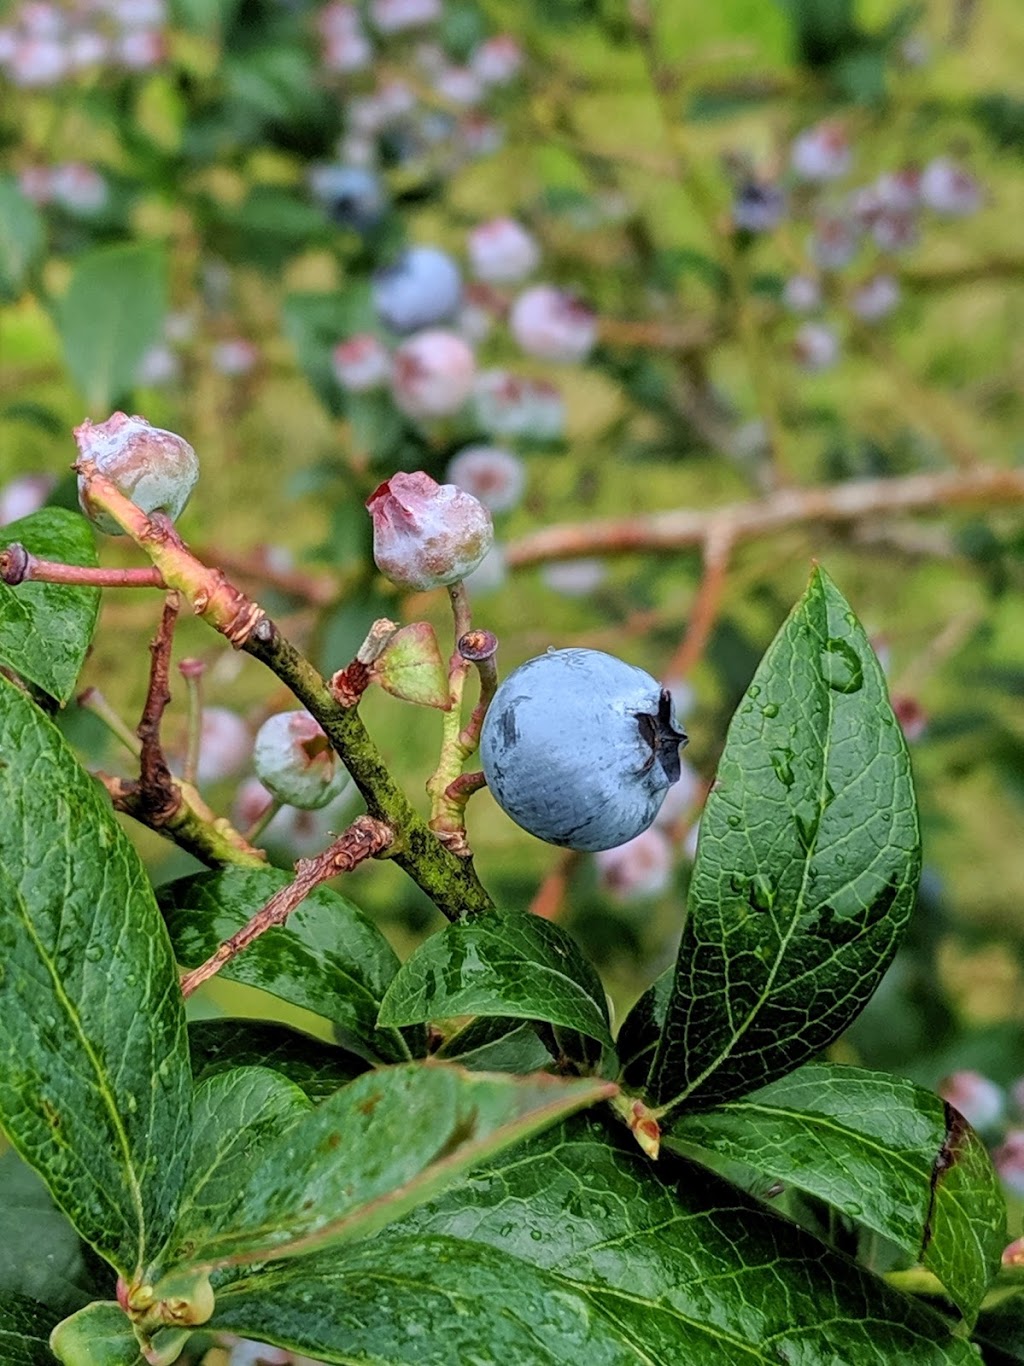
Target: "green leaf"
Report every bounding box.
[0,178,44,302]
[665,1062,1005,1325]
[0,510,99,704]
[158,1068,310,1271]
[282,289,375,418]
[0,1152,96,1317]
[378,908,613,1049]
[160,1064,614,1274]
[0,1293,57,1365]
[210,1113,977,1364]
[57,244,167,412]
[615,967,673,1087]
[187,1019,368,1101]
[0,677,192,1278]
[49,1302,147,1366]
[435,1015,554,1073]
[161,866,421,1063]
[975,1291,1024,1363]
[370,622,452,710]
[650,567,921,1111]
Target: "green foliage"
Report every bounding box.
[0,179,44,303]
[0,510,99,704]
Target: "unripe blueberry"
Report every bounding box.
[474,369,564,440]
[75,412,198,536]
[469,34,522,86]
[594,826,674,900]
[211,339,258,377]
[135,343,180,387]
[782,275,821,314]
[253,710,347,810]
[468,218,541,284]
[480,648,687,852]
[310,165,386,231]
[0,473,55,526]
[434,65,483,107]
[808,214,860,271]
[445,445,525,514]
[871,208,919,254]
[373,246,462,334]
[938,1070,1004,1130]
[369,0,441,34]
[366,470,493,590]
[332,334,392,392]
[875,167,921,212]
[850,273,900,323]
[732,182,786,235]
[235,778,356,858]
[50,162,107,214]
[790,120,852,182]
[509,285,597,364]
[195,707,251,785]
[920,157,981,216]
[391,329,475,419]
[994,1132,1024,1197]
[793,322,840,372]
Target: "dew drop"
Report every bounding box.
[844,1201,863,1217]
[84,944,103,963]
[761,702,779,719]
[747,874,775,913]
[529,1228,543,1242]
[727,813,743,829]
[748,684,761,698]
[835,852,846,866]
[499,1223,515,1238]
[794,807,820,852]
[770,748,795,789]
[820,638,863,694]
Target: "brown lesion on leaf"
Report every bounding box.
[920,1101,971,1256]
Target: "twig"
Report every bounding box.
[178,658,204,786]
[664,520,735,680]
[529,849,582,921]
[504,465,1024,568]
[137,594,180,822]
[0,544,165,589]
[179,816,393,997]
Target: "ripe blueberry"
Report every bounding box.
[480,647,687,851]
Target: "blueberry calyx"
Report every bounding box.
[635,689,687,784]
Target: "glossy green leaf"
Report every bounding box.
[0,678,192,1278]
[157,1068,310,1272]
[665,1062,1005,1324]
[371,622,451,710]
[0,510,100,704]
[57,244,167,412]
[615,967,672,1087]
[161,866,420,1063]
[0,1152,96,1317]
[163,1064,614,1274]
[0,178,44,302]
[975,1292,1024,1363]
[435,1015,554,1073]
[49,1302,146,1366]
[650,567,921,1111]
[187,1019,368,1101]
[378,909,613,1049]
[211,1112,976,1364]
[0,1293,57,1366]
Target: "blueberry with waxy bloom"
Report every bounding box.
[938,1070,1004,1131]
[75,412,198,536]
[480,648,687,852]
[594,827,674,900]
[373,245,462,334]
[366,471,493,591]
[253,710,348,810]
[391,329,476,419]
[332,334,392,392]
[468,218,540,284]
[445,445,525,514]
[790,120,852,182]
[920,157,982,216]
[509,284,597,363]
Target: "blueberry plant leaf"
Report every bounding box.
[0,1151,96,1318]
[153,1065,614,1276]
[161,866,422,1063]
[974,1292,1024,1363]
[209,1111,977,1365]
[0,677,192,1279]
[0,1293,58,1366]
[664,1062,1005,1325]
[649,566,921,1111]
[370,622,452,710]
[615,967,673,1088]
[0,509,99,704]
[0,177,44,302]
[57,243,167,412]
[49,1301,150,1366]
[435,1015,554,1073]
[156,1067,311,1272]
[377,908,613,1049]
[187,1020,368,1101]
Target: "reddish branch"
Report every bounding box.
[179,816,394,997]
[0,543,165,588]
[504,466,1024,568]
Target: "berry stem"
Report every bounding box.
[0,543,166,589]
[78,686,143,758]
[178,657,205,787]
[179,816,394,998]
[425,582,486,855]
[245,794,284,844]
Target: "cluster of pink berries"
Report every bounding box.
[0,0,166,87]
[735,120,985,374]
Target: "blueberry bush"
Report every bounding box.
[2,0,1024,1363]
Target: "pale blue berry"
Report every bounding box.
[373,245,462,334]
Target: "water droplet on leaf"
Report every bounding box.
[770,748,795,788]
[762,702,779,718]
[820,638,863,694]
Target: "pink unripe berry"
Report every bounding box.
[938,1070,1004,1130]
[920,157,981,216]
[871,209,919,254]
[808,214,860,271]
[366,470,493,590]
[793,322,840,373]
[0,473,55,526]
[196,708,251,785]
[474,369,564,440]
[332,334,392,392]
[212,339,258,377]
[445,445,525,514]
[369,0,441,34]
[469,34,522,85]
[50,163,108,214]
[994,1131,1024,1197]
[782,275,821,314]
[850,273,900,323]
[509,285,597,364]
[594,827,674,901]
[391,330,475,419]
[74,412,199,536]
[253,711,347,810]
[891,693,927,743]
[791,120,852,182]
[468,218,540,285]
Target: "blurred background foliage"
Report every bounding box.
[2,0,1024,1229]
